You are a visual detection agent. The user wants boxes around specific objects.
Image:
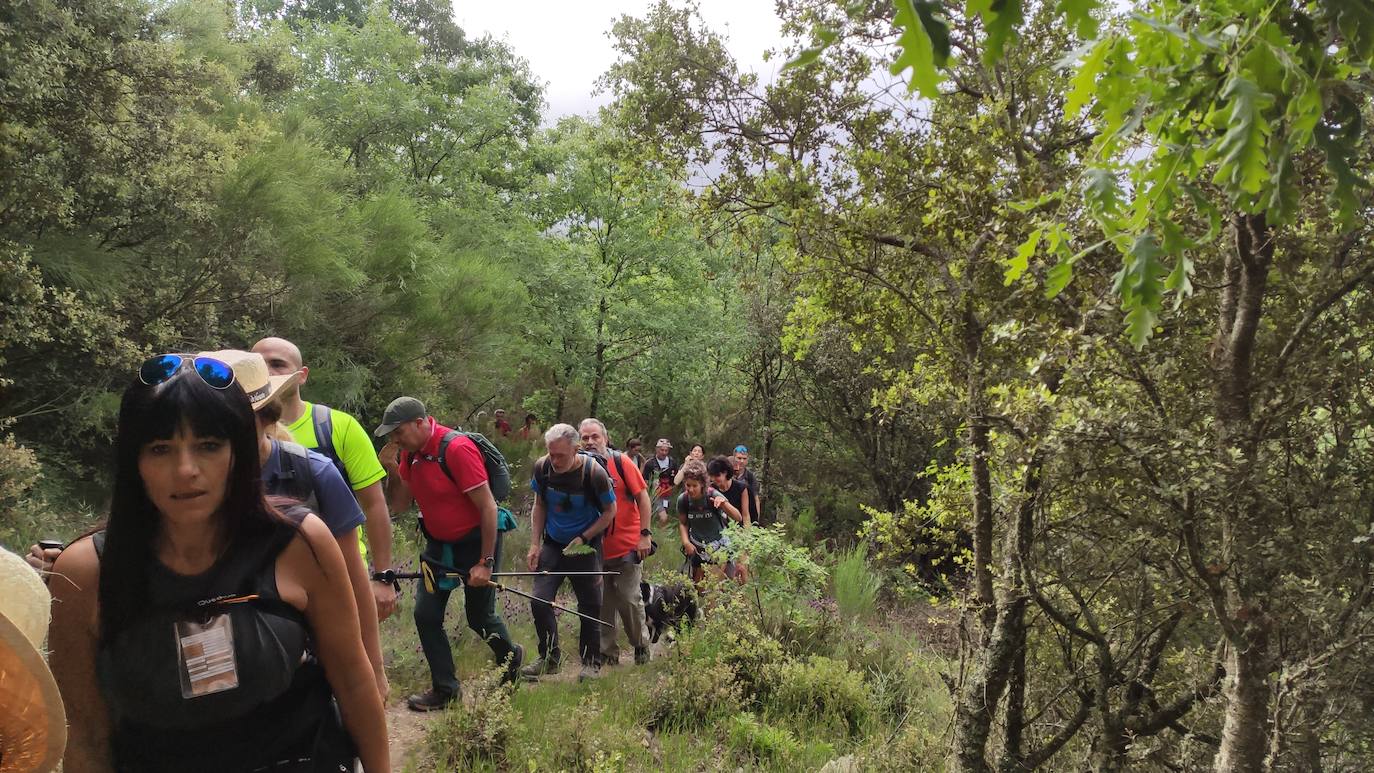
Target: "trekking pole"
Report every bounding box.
[490,582,612,628]
[371,568,614,628]
[491,570,618,577]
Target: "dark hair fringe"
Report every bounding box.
[706,455,735,479]
[98,371,300,644]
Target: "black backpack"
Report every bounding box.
[407,429,512,502]
[535,451,627,533]
[266,440,321,514]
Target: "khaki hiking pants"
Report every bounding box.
[601,553,649,663]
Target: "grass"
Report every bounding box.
[832,544,882,622]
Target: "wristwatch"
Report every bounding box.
[371,569,401,592]
[483,556,496,570]
[640,528,652,537]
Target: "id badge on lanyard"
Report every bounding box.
[174,614,241,698]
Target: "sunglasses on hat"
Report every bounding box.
[138,354,236,390]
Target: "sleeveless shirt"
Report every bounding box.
[94,510,353,772]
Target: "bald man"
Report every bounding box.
[253,337,398,627]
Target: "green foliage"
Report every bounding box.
[542,694,638,773]
[856,722,944,772]
[424,665,514,769]
[673,591,788,699]
[861,461,968,591]
[726,712,805,765]
[0,434,43,540]
[726,523,828,602]
[645,655,741,731]
[832,544,883,621]
[876,0,1374,345]
[784,499,821,544]
[889,1,950,97]
[764,655,874,736]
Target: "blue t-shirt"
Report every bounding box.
[531,455,616,544]
[262,441,366,537]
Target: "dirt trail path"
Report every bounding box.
[386,699,430,772]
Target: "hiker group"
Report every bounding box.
[7,339,763,773]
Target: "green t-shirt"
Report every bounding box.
[285,402,386,492]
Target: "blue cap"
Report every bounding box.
[734,445,748,453]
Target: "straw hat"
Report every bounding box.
[197,350,302,412]
[0,546,65,773]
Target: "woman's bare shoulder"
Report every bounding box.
[49,535,101,598]
[50,538,100,593]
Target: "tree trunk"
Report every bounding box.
[996,637,1027,773]
[952,296,1003,773]
[759,389,775,523]
[1215,641,1271,772]
[1211,213,1275,773]
[954,595,1028,773]
[590,295,608,418]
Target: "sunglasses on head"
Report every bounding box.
[138,354,236,390]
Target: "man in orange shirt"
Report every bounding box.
[579,418,654,665]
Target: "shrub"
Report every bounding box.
[544,694,638,773]
[832,544,882,621]
[786,499,820,544]
[856,721,944,772]
[0,434,43,541]
[841,631,952,726]
[727,523,828,602]
[859,461,970,594]
[764,655,873,737]
[425,665,514,769]
[761,597,840,658]
[727,712,802,765]
[645,656,740,731]
[675,592,787,700]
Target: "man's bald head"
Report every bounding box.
[252,337,304,374]
[251,336,308,398]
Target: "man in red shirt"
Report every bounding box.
[579,418,654,665]
[376,396,524,711]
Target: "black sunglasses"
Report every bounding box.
[138,354,236,390]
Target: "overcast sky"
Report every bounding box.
[452,1,792,122]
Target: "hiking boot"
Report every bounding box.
[520,655,560,681]
[406,687,457,712]
[634,647,651,665]
[578,663,601,682]
[500,643,525,685]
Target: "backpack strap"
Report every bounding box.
[536,457,552,502]
[434,430,461,486]
[582,456,598,513]
[611,451,628,489]
[708,487,728,530]
[272,441,320,512]
[410,430,463,487]
[310,403,350,487]
[608,451,630,533]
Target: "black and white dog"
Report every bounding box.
[640,580,698,643]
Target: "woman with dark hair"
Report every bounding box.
[47,354,389,772]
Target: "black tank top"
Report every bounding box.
[94,511,353,772]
